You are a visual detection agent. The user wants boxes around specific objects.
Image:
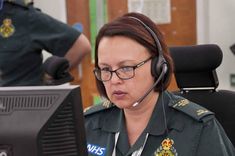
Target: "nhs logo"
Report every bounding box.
[87,143,106,156]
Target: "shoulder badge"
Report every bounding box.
[154,138,178,156]
[169,95,214,122]
[0,18,15,38]
[84,99,114,116]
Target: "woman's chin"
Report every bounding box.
[113,101,134,109]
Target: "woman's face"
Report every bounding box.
[97,36,156,109]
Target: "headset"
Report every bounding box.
[128,16,169,134]
[128,16,168,81]
[128,16,169,107]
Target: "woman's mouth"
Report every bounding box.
[112,90,127,99]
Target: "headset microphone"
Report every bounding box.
[132,63,168,107]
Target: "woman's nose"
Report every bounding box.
[110,72,122,83]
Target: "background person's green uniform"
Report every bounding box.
[0,0,80,86]
[84,91,235,156]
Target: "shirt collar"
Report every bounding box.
[100,91,184,134]
[102,106,123,132]
[145,91,184,135]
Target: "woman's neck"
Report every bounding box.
[124,91,159,145]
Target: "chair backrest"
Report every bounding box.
[170,44,235,146]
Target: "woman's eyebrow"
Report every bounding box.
[99,60,135,65]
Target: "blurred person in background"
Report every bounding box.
[0,0,91,86]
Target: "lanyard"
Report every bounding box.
[111,132,149,156]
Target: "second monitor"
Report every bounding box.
[0,85,87,156]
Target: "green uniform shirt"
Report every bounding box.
[84,91,235,156]
[0,2,80,86]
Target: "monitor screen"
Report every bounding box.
[0,85,88,156]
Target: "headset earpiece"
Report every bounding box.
[151,55,168,78]
[151,57,159,77]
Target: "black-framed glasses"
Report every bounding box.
[93,57,152,82]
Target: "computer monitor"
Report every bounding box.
[0,85,88,156]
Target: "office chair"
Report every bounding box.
[169,44,235,146]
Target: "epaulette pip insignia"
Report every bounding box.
[84,100,114,116]
[196,109,209,116]
[102,99,112,108]
[172,99,189,107]
[0,18,15,38]
[171,98,214,121]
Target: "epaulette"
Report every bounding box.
[84,100,114,116]
[168,93,214,122]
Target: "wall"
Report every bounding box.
[33,0,67,61]
[197,0,235,91]
[34,0,66,22]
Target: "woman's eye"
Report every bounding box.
[101,67,111,71]
[120,66,132,72]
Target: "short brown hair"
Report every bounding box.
[94,12,173,98]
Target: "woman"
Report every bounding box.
[84,12,235,156]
